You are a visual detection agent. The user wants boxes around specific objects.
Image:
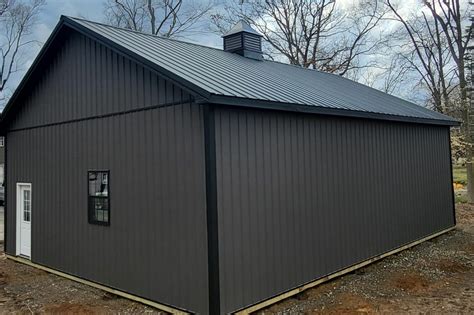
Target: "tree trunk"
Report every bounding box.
[461,90,474,202]
[465,106,474,202]
[461,100,473,201]
[467,155,474,202]
[459,61,473,201]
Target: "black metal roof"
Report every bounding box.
[1,16,460,126]
[223,20,262,37]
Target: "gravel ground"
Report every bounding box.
[259,203,474,314]
[0,204,472,314]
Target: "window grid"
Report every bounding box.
[23,189,31,222]
[88,171,110,226]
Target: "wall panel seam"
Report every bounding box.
[7,99,191,133]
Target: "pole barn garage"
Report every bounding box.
[0,16,458,314]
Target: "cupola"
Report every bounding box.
[223,20,263,60]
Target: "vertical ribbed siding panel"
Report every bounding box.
[6,104,209,313]
[9,31,194,131]
[5,28,209,313]
[214,107,455,314]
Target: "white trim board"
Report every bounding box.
[15,182,32,258]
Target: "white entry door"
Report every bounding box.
[17,184,32,258]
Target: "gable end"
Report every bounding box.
[1,18,209,132]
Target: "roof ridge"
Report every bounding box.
[64,16,366,83]
[63,15,227,53]
[64,16,337,74]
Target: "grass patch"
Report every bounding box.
[453,165,467,185]
[455,194,469,204]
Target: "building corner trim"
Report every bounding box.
[3,134,7,252]
[203,104,221,315]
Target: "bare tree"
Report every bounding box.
[381,55,411,94]
[362,53,413,95]
[104,0,211,38]
[386,0,473,200]
[211,0,387,76]
[0,0,44,96]
[386,0,458,113]
[0,1,10,16]
[423,0,474,200]
[423,0,472,107]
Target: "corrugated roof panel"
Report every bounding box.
[69,17,457,124]
[224,20,262,36]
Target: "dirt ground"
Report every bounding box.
[0,251,163,313]
[259,203,474,314]
[0,204,473,314]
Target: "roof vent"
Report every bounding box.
[223,20,263,61]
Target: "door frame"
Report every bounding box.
[16,182,32,258]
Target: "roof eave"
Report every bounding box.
[206,94,461,127]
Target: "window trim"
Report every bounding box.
[87,170,110,226]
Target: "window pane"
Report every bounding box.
[89,172,108,197]
[23,189,31,222]
[94,198,108,211]
[88,171,110,225]
[96,209,103,221]
[90,197,109,223]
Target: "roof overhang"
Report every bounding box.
[205,94,461,127]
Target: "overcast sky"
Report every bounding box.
[32,0,223,46]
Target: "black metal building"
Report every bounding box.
[0,16,458,314]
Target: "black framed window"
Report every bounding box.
[88,171,110,225]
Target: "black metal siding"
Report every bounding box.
[8,31,185,131]
[213,106,455,313]
[5,30,209,313]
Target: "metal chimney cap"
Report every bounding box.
[223,20,262,37]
